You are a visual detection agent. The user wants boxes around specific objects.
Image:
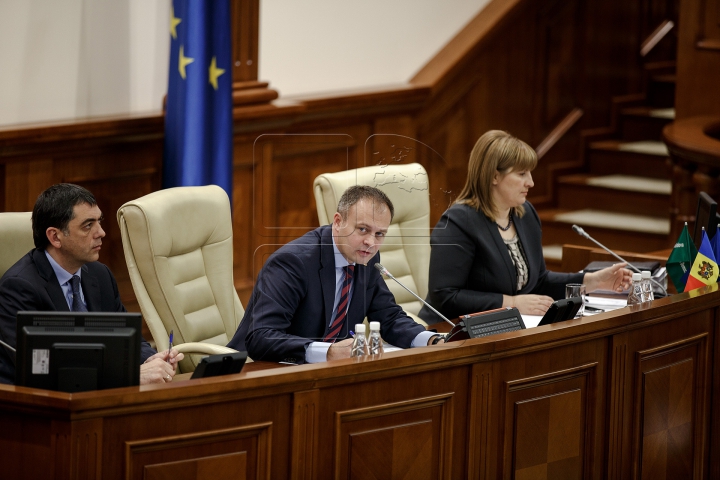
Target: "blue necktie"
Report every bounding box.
[70,275,87,312]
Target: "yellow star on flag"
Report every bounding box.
[170,5,181,39]
[208,56,225,90]
[178,45,194,79]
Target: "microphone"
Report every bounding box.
[571,224,668,296]
[374,263,456,328]
[0,338,16,353]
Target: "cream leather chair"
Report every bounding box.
[313,163,430,326]
[117,186,243,372]
[0,212,34,278]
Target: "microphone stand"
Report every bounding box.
[572,224,668,296]
[374,263,456,328]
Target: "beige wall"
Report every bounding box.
[0,0,487,127]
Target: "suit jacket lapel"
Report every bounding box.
[80,264,101,311]
[32,249,71,312]
[320,227,337,334]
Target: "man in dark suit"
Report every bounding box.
[228,185,443,363]
[0,183,182,385]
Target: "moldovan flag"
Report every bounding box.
[666,223,697,292]
[684,229,719,292]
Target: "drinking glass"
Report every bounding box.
[565,283,586,317]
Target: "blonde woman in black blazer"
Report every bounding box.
[419,130,632,323]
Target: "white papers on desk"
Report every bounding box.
[383,342,402,353]
[521,315,544,328]
[584,296,628,310]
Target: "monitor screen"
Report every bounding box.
[15,311,142,393]
[693,192,720,249]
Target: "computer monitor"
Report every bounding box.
[15,311,142,393]
[693,192,720,249]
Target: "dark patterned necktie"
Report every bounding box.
[70,275,87,312]
[324,265,354,342]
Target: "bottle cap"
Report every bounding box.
[641,270,651,279]
[355,323,366,333]
[369,321,380,331]
[632,273,642,281]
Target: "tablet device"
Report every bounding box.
[537,297,583,326]
[190,352,247,379]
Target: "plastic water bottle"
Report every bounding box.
[368,321,384,355]
[627,273,643,305]
[351,323,368,357]
[641,270,654,302]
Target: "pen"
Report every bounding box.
[349,330,355,338]
[167,329,173,362]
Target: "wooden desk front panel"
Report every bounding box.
[1,288,719,480]
[607,309,714,480]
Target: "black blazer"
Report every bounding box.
[227,226,425,363]
[419,203,584,323]
[0,249,155,384]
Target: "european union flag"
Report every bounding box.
[164,0,233,198]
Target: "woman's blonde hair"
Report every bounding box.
[455,130,537,219]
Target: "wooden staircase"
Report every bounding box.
[541,61,677,270]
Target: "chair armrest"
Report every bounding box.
[175,343,238,356]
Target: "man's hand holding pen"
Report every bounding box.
[139,330,185,385]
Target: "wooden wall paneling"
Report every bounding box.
[534,0,584,135]
[711,309,720,479]
[50,417,104,480]
[231,0,259,83]
[3,159,53,212]
[632,333,710,479]
[696,0,720,49]
[0,410,54,479]
[580,0,644,125]
[618,313,713,480]
[232,139,257,304]
[502,363,599,480]
[607,333,630,479]
[486,338,607,480]
[318,367,469,479]
[416,106,470,221]
[291,389,320,480]
[100,394,291,480]
[675,0,720,118]
[333,393,454,480]
[468,363,493,479]
[125,423,271,480]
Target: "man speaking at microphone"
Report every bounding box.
[227,186,442,363]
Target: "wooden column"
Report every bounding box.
[230,0,278,107]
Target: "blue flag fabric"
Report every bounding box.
[712,226,720,261]
[684,229,719,291]
[164,0,233,198]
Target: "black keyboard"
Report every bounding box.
[463,308,525,338]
